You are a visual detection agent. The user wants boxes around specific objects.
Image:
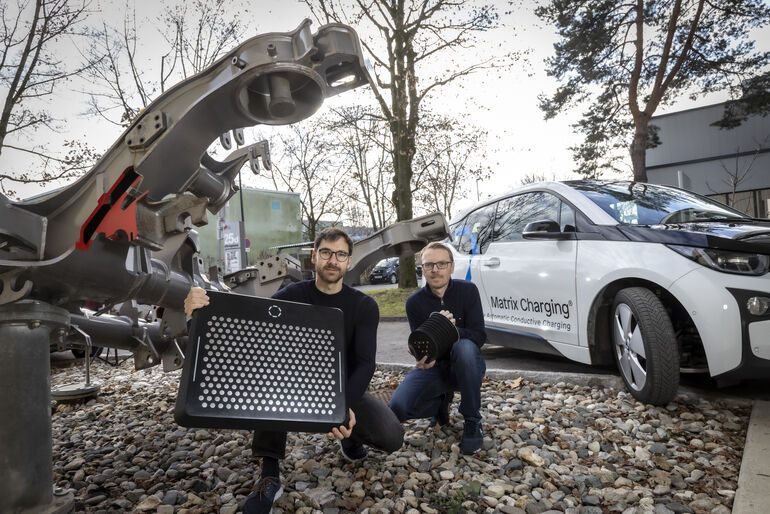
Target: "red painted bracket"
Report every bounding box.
[76,167,146,251]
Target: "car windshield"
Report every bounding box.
[567,181,748,225]
[375,258,396,268]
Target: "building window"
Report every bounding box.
[707,193,729,208]
[759,189,770,218]
[729,191,756,217]
[709,189,770,218]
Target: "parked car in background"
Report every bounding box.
[369,257,400,284]
[447,180,770,405]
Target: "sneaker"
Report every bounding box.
[429,392,452,428]
[243,476,283,514]
[460,419,483,455]
[339,438,368,462]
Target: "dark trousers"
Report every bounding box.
[389,338,486,423]
[251,392,404,460]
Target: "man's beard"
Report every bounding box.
[317,264,344,284]
[428,274,448,288]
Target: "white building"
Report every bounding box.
[646,102,770,218]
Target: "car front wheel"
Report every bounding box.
[389,273,398,284]
[611,287,679,405]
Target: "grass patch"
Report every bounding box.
[429,481,482,513]
[365,287,418,318]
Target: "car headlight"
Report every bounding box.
[668,245,770,276]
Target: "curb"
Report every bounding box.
[375,363,754,407]
[376,362,625,389]
[733,400,770,514]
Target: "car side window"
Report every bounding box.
[457,203,497,255]
[448,219,467,251]
[494,192,561,242]
[560,201,576,232]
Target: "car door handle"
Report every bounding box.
[483,257,500,268]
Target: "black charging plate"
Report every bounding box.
[175,290,346,432]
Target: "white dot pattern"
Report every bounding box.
[192,315,341,420]
[410,338,433,360]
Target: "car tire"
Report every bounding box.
[389,273,398,284]
[611,287,679,405]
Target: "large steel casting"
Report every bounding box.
[0,19,449,513]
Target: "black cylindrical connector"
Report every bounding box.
[408,312,459,362]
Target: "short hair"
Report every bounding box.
[422,241,454,262]
[314,227,353,255]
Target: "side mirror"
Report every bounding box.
[522,220,574,240]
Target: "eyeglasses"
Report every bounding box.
[422,261,452,271]
[317,248,351,262]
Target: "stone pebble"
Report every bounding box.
[49,363,748,513]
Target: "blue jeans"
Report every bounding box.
[389,339,486,423]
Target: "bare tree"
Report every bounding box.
[707,135,770,211]
[0,0,100,193]
[84,0,248,127]
[267,121,346,240]
[304,0,518,286]
[160,0,246,78]
[326,105,395,231]
[412,115,490,219]
[519,172,559,186]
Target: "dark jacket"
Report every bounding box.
[405,278,486,350]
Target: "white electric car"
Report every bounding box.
[447,180,770,404]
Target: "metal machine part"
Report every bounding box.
[50,324,102,401]
[225,213,450,296]
[0,17,449,514]
[0,20,369,514]
[0,19,369,305]
[225,255,303,297]
[344,212,450,284]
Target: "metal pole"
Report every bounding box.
[239,169,246,224]
[0,300,73,513]
[238,170,248,269]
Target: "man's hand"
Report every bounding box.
[416,355,436,370]
[184,287,210,318]
[439,309,456,325]
[327,409,356,439]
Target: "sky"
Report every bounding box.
[2,0,768,216]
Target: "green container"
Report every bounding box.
[196,188,302,271]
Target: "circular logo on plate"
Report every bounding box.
[268,305,282,318]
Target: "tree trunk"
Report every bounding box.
[394,128,417,288]
[630,120,649,182]
[391,3,418,289]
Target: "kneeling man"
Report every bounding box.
[389,242,487,454]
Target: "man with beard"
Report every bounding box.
[183,228,404,514]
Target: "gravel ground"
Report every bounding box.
[51,361,749,514]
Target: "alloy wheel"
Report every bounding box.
[612,303,647,391]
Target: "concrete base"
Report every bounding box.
[0,301,70,512]
[733,400,770,514]
[19,491,74,514]
[51,381,101,401]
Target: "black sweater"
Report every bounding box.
[273,280,379,407]
[405,278,486,351]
